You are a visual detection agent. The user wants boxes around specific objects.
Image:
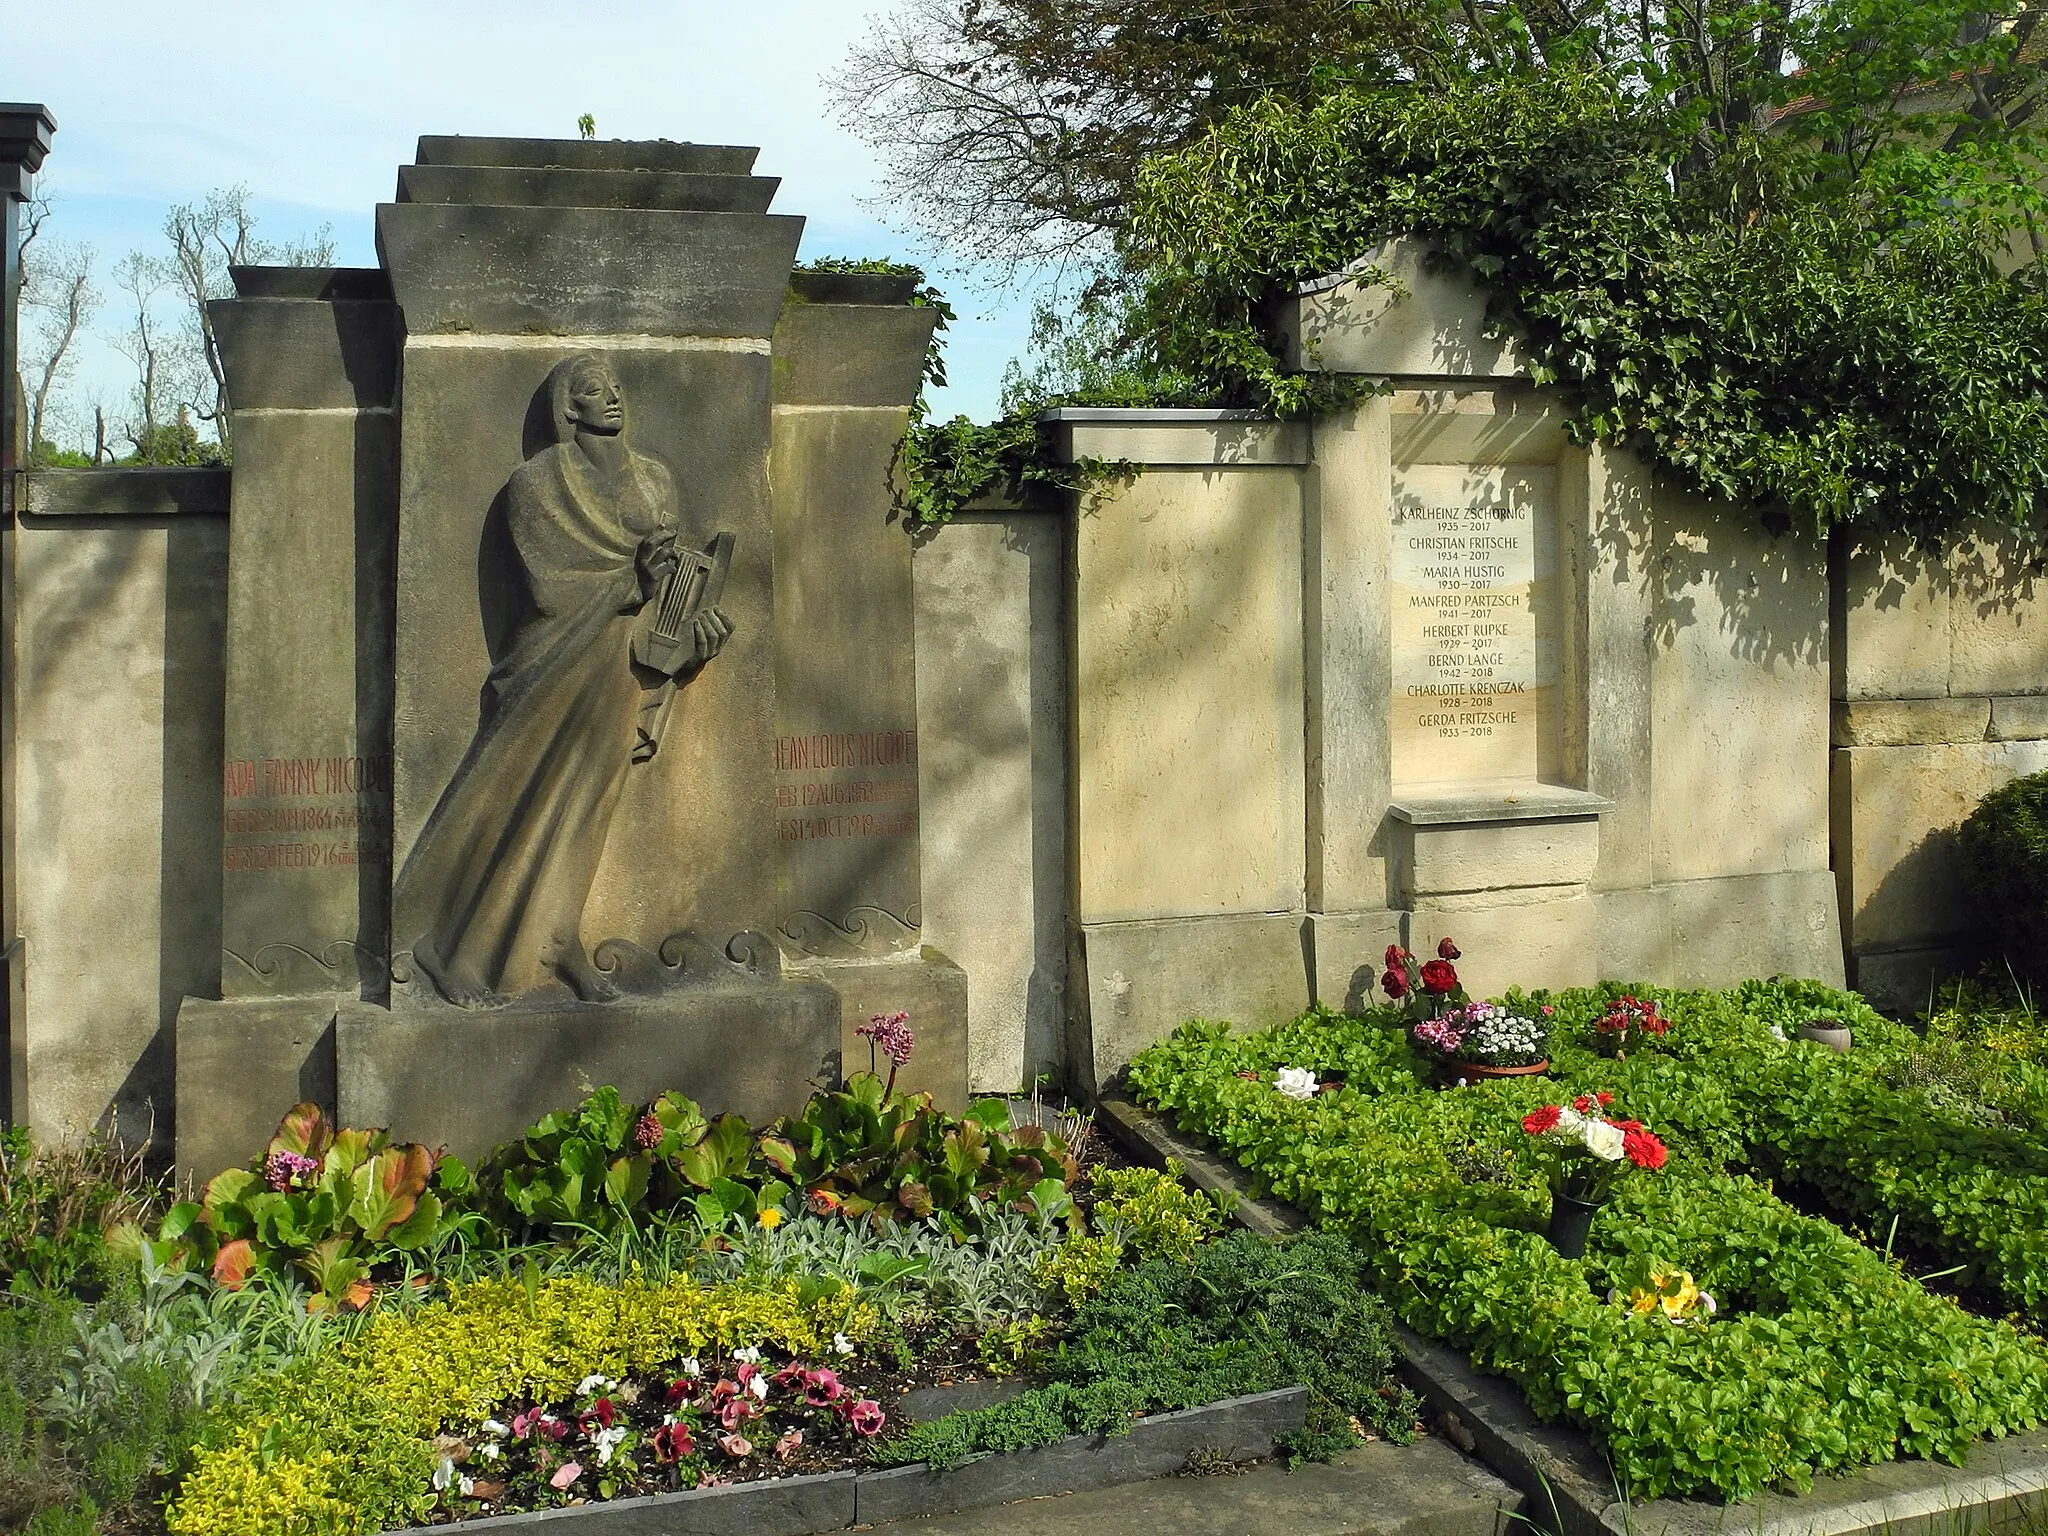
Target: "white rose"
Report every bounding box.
[1555,1106,1587,1135]
[1275,1067,1318,1101]
[1581,1119,1626,1161]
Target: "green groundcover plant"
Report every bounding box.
[1127,979,2048,1501]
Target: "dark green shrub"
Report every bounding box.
[873,1228,1418,1469]
[1960,769,2048,978]
[0,1127,162,1295]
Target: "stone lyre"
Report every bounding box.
[632,531,735,761]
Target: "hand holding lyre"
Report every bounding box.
[635,529,680,604]
[690,607,732,668]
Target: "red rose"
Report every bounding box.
[1385,944,1409,971]
[1437,937,1461,960]
[1622,1128,1667,1170]
[1522,1105,1562,1135]
[1420,960,1458,994]
[1381,968,1410,1000]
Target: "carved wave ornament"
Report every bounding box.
[777,904,922,959]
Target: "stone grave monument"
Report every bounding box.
[174,135,964,1175]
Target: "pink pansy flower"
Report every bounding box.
[804,1368,845,1406]
[848,1399,887,1437]
[550,1461,582,1490]
[717,1432,753,1458]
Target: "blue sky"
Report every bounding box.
[8,0,1037,441]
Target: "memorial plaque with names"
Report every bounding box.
[1391,466,1558,787]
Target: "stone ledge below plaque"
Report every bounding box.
[1389,782,1612,901]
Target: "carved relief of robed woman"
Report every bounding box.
[396,353,732,1009]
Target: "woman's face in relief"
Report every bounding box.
[566,365,625,435]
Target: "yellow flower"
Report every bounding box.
[758,1207,783,1229]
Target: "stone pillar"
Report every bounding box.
[768,271,968,1109]
[1302,397,1401,1009]
[172,267,400,1180]
[0,105,54,1128]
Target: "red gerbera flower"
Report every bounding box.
[1622,1128,1668,1170]
[1522,1105,1562,1135]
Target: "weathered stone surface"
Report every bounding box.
[866,1437,1521,1536]
[1648,494,1830,884]
[796,947,969,1112]
[1305,400,1395,912]
[1990,693,2048,742]
[384,1469,856,1535]
[414,137,759,176]
[338,970,840,1159]
[1831,697,1990,747]
[911,512,1068,1095]
[1407,895,1597,996]
[174,995,337,1182]
[376,204,802,337]
[396,164,779,213]
[229,266,392,301]
[852,1389,1310,1527]
[787,270,921,307]
[769,300,934,955]
[1393,816,1601,899]
[1043,408,1307,466]
[13,507,226,1145]
[1591,871,1845,986]
[1837,536,1952,703]
[1071,463,1305,923]
[1832,740,2048,952]
[22,466,230,517]
[1308,910,1407,1014]
[1071,915,1309,1094]
[209,292,398,411]
[772,299,934,408]
[211,284,399,1001]
[1281,241,1526,379]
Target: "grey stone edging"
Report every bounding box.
[383,1387,1309,1536]
[1094,1093,2048,1536]
[22,466,231,517]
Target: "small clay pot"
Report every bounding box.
[1547,1195,1604,1259]
[1796,1021,1853,1053]
[1457,1060,1551,1081]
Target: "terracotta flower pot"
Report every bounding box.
[1456,1060,1551,1080]
[1796,1021,1853,1053]
[1547,1194,1603,1259]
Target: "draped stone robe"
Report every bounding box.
[396,440,678,999]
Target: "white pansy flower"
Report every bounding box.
[680,1356,702,1378]
[481,1419,509,1438]
[733,1346,763,1366]
[459,1475,476,1496]
[593,1424,629,1466]
[478,1443,501,1461]
[1581,1119,1626,1161]
[832,1333,855,1357]
[747,1374,768,1400]
[1274,1066,1318,1100]
[577,1373,608,1396]
[432,1456,457,1493]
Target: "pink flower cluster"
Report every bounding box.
[1411,1017,1465,1053]
[633,1112,664,1150]
[262,1148,319,1192]
[858,1011,915,1068]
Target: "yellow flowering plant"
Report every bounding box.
[167,1273,878,1536]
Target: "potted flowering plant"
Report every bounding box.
[1592,995,1668,1060]
[1411,1000,1550,1082]
[1520,1093,1669,1257]
[1382,938,1469,1021]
